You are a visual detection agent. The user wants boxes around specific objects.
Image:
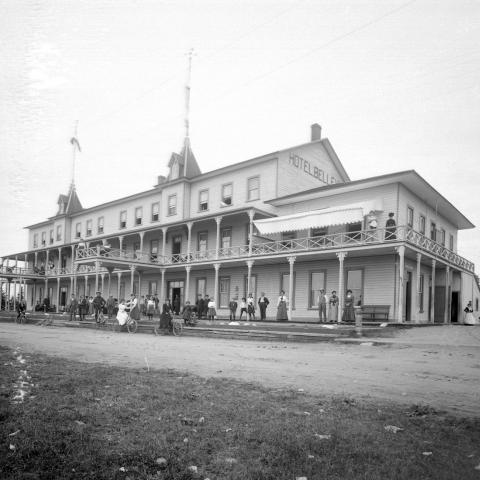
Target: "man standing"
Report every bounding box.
[318,289,328,323]
[203,295,210,319]
[196,294,204,319]
[68,294,78,321]
[229,298,238,321]
[92,291,106,323]
[258,292,270,321]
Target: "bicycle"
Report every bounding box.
[95,310,110,330]
[154,314,182,336]
[111,313,138,333]
[15,310,26,324]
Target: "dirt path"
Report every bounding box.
[1,323,479,417]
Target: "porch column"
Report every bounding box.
[215,216,222,260]
[58,247,62,273]
[186,222,193,261]
[246,260,254,296]
[161,227,168,263]
[70,276,74,297]
[137,271,142,298]
[139,231,145,259]
[56,277,60,313]
[95,260,100,292]
[35,251,38,268]
[336,252,347,323]
[185,265,191,303]
[415,253,422,321]
[107,268,113,296]
[396,246,405,323]
[287,256,296,321]
[71,244,76,282]
[119,236,124,256]
[24,253,28,272]
[101,273,105,293]
[13,279,17,311]
[33,281,37,309]
[129,265,136,295]
[444,265,450,324]
[117,272,122,301]
[15,255,18,270]
[160,268,166,301]
[248,209,254,256]
[45,249,49,270]
[430,260,436,323]
[84,276,88,298]
[214,263,220,310]
[23,278,28,307]
[6,280,10,311]
[44,276,48,306]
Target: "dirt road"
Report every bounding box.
[1,323,479,417]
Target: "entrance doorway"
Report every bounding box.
[451,291,459,323]
[167,280,184,314]
[405,271,412,322]
[434,286,446,323]
[60,287,67,310]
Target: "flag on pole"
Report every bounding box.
[70,137,81,152]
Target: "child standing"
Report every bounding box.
[239,297,247,320]
[207,298,217,322]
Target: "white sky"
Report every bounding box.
[1,0,479,268]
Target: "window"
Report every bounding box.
[280,273,294,308]
[120,211,127,229]
[133,242,140,258]
[347,222,362,240]
[407,206,414,228]
[49,229,54,244]
[198,231,208,253]
[33,234,38,248]
[151,202,159,222]
[56,225,62,241]
[97,217,104,234]
[311,227,328,237]
[281,232,296,248]
[148,281,157,296]
[221,183,233,206]
[75,223,81,239]
[150,240,159,260]
[219,277,230,308]
[419,274,424,312]
[41,232,46,246]
[168,195,177,216]
[346,269,363,305]
[309,271,326,308]
[199,190,209,211]
[86,220,92,237]
[449,234,454,250]
[196,278,207,298]
[135,207,143,225]
[439,228,446,246]
[247,176,260,201]
[221,228,232,250]
[419,215,426,235]
[430,222,436,241]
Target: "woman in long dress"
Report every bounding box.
[342,289,355,322]
[463,301,477,325]
[276,290,288,322]
[328,290,339,322]
[127,294,140,321]
[116,300,128,326]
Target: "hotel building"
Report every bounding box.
[1,124,478,323]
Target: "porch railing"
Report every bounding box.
[65,225,477,273]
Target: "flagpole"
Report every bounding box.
[71,120,79,188]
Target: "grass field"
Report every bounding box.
[1,345,479,480]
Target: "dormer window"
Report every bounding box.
[199,190,209,211]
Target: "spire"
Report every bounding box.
[183,48,195,177]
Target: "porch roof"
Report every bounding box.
[253,201,382,235]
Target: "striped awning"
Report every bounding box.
[254,201,383,235]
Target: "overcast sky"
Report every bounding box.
[1,0,479,269]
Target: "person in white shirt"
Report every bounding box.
[207,298,217,322]
[317,289,329,323]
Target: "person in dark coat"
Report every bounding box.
[159,299,172,330]
[196,295,205,319]
[78,295,87,321]
[92,291,106,323]
[385,212,397,240]
[203,295,210,318]
[173,295,180,315]
[229,298,238,321]
[68,294,78,321]
[258,292,270,321]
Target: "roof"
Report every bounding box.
[266,170,475,230]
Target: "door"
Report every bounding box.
[405,271,412,322]
[167,281,184,312]
[172,235,182,261]
[451,291,459,323]
[434,286,445,323]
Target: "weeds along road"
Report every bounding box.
[1,323,479,417]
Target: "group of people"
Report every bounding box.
[317,289,358,323]
[226,292,271,321]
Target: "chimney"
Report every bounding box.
[157,175,166,185]
[311,123,322,142]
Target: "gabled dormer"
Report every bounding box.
[166,138,202,182]
[55,183,83,217]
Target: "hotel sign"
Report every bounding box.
[288,152,336,185]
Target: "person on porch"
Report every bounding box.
[318,289,328,323]
[276,290,288,322]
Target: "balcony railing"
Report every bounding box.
[68,225,474,272]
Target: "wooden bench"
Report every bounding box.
[360,305,390,321]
